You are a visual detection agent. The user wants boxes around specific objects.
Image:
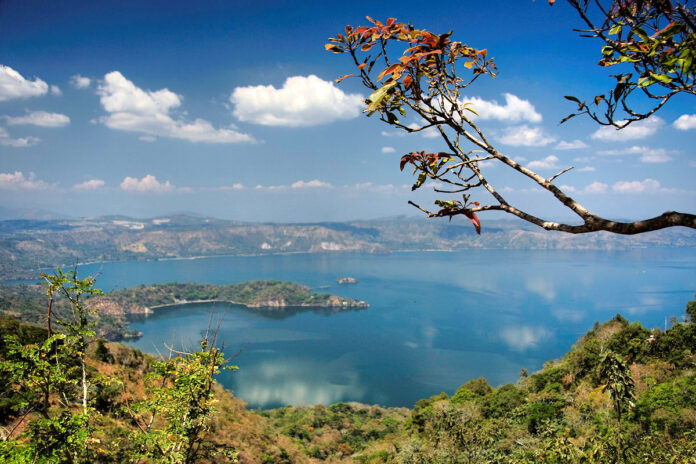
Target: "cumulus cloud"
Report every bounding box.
[499,125,555,146]
[73,179,105,191]
[673,114,696,130]
[230,75,363,126]
[120,174,175,193]
[290,179,332,189]
[463,93,542,123]
[584,181,609,194]
[254,179,333,191]
[4,111,70,127]
[527,155,560,170]
[499,326,550,351]
[612,178,661,194]
[556,139,588,150]
[0,171,51,190]
[591,117,664,141]
[381,146,395,153]
[0,65,49,101]
[70,74,91,89]
[98,71,254,143]
[598,145,672,163]
[0,126,40,147]
[50,85,62,96]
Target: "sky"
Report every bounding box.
[0,0,694,223]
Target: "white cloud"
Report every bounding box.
[4,111,70,127]
[120,174,175,193]
[219,183,245,191]
[578,166,596,172]
[499,125,555,146]
[0,65,49,101]
[98,71,254,143]
[0,126,39,147]
[463,93,542,123]
[673,114,696,130]
[0,171,51,190]
[556,139,588,150]
[138,135,156,142]
[73,179,105,191]
[527,155,560,170]
[70,74,91,89]
[380,130,406,137]
[613,178,661,194]
[591,117,664,141]
[559,184,577,192]
[50,85,62,96]
[381,146,395,153]
[230,75,363,126]
[584,181,609,194]
[290,179,332,189]
[499,326,550,351]
[598,145,672,163]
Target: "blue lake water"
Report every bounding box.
[75,249,696,409]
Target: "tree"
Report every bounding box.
[598,351,635,464]
[326,12,695,235]
[562,0,696,128]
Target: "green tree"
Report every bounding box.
[598,351,635,464]
[327,13,695,234]
[562,0,696,128]
[125,337,238,463]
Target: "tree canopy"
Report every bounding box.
[327,2,695,235]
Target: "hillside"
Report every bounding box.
[1,214,694,280]
[1,297,694,463]
[0,281,367,341]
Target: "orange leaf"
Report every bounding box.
[358,63,366,70]
[335,74,355,83]
[387,17,396,27]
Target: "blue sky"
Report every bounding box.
[1,0,694,223]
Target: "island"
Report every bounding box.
[337,276,358,284]
[0,280,369,341]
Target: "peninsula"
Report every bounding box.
[94,281,369,314]
[0,280,368,341]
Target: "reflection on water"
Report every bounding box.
[223,358,366,406]
[76,249,696,409]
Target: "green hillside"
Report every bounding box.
[1,280,694,463]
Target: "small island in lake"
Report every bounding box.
[337,276,358,284]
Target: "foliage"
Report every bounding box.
[0,270,239,464]
[563,0,696,127]
[126,339,238,463]
[327,16,696,234]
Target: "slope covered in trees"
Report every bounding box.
[1,275,694,463]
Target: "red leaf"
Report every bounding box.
[403,75,413,88]
[387,17,396,27]
[464,211,481,234]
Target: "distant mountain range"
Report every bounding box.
[1,214,694,281]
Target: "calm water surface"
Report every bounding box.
[76,249,696,409]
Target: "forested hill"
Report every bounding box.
[0,281,367,341]
[98,281,369,311]
[1,298,694,462]
[1,214,695,280]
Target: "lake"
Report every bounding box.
[76,249,696,409]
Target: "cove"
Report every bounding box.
[75,248,696,409]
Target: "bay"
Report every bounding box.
[75,249,696,409]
